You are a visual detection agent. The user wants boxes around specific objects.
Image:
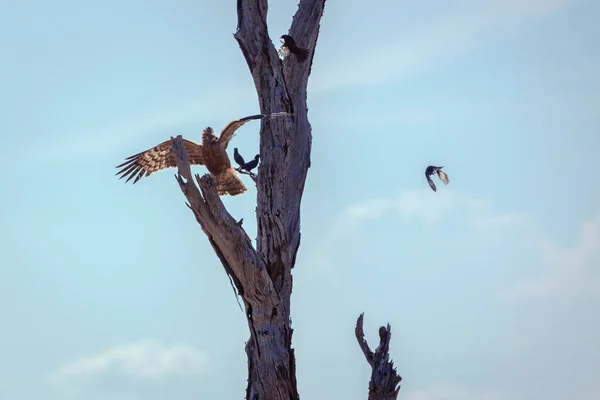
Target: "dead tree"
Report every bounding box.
[356,313,403,399]
[167,0,401,399]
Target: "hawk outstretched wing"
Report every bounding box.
[218,114,265,150]
[116,139,204,184]
[216,112,293,149]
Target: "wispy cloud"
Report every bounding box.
[49,339,208,395]
[508,212,600,299]
[312,0,578,92]
[307,188,525,274]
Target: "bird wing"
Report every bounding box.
[294,47,310,62]
[218,114,265,150]
[243,156,260,171]
[427,176,437,192]
[116,139,204,184]
[437,170,449,185]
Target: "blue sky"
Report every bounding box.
[1,0,599,399]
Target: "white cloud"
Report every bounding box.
[402,383,514,400]
[508,212,600,299]
[393,189,458,225]
[307,188,524,274]
[49,339,208,395]
[312,0,578,92]
[339,188,522,231]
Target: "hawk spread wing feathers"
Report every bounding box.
[115,139,204,184]
[425,165,450,192]
[116,112,292,195]
[218,114,265,149]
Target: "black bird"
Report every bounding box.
[233,147,245,168]
[425,165,449,192]
[242,155,260,172]
[234,148,260,173]
[278,34,309,62]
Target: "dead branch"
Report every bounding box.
[235,167,258,183]
[356,313,403,400]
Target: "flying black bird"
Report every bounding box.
[278,34,309,62]
[115,112,290,196]
[425,165,449,192]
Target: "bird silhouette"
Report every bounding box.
[233,148,260,173]
[278,34,309,62]
[233,147,245,168]
[242,155,260,172]
[115,113,290,195]
[425,165,449,192]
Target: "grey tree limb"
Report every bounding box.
[167,0,326,398]
[356,313,403,400]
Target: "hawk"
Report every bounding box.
[233,148,260,173]
[425,165,449,192]
[115,113,287,196]
[278,34,309,62]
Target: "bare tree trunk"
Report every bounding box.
[169,1,326,399]
[355,313,403,400]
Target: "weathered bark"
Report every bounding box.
[355,313,403,400]
[169,1,326,399]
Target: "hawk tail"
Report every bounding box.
[215,168,247,196]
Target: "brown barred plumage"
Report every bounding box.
[115,113,289,195]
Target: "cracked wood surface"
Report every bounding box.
[170,1,326,399]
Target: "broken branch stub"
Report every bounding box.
[355,313,402,400]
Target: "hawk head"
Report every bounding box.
[202,127,219,143]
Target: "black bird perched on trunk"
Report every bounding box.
[242,155,260,172]
[233,148,260,172]
[425,166,449,192]
[278,34,309,62]
[233,147,245,168]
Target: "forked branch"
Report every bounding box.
[169,135,278,309]
[356,313,402,400]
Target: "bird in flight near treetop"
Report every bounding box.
[115,113,289,196]
[425,165,449,192]
[278,34,309,62]
[233,148,260,173]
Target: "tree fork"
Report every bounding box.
[169,0,326,398]
[355,313,403,400]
